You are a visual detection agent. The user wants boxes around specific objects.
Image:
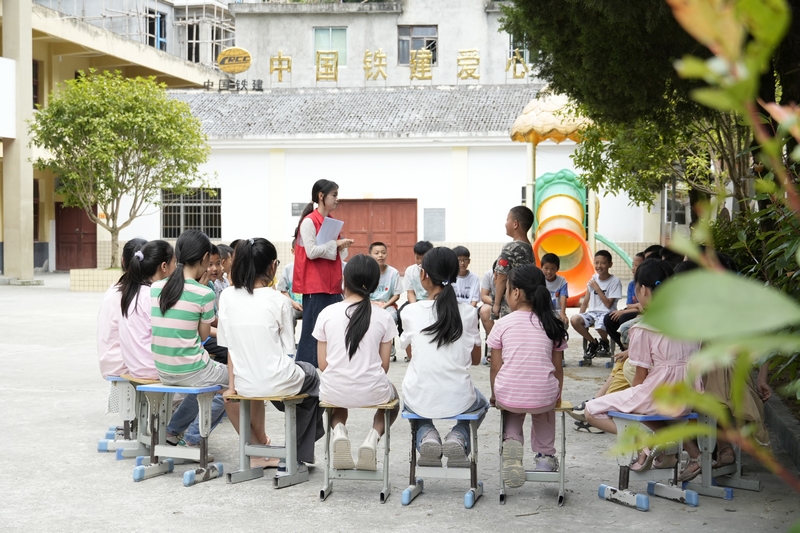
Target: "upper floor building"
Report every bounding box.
[229,0,535,88]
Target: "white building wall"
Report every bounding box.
[232,0,531,88]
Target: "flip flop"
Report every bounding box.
[573,420,604,434]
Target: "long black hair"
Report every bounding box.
[293,179,339,239]
[230,238,277,294]
[342,254,380,358]
[634,258,674,291]
[159,229,212,315]
[116,238,147,288]
[421,247,463,347]
[508,265,568,344]
[120,240,174,318]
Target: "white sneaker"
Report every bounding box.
[355,428,380,471]
[418,428,442,467]
[331,423,355,470]
[502,439,525,487]
[534,453,558,472]
[442,430,471,468]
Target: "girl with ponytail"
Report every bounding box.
[487,264,569,486]
[118,240,175,379]
[292,179,354,368]
[218,238,324,466]
[97,237,147,379]
[150,229,229,388]
[400,247,488,468]
[313,254,400,471]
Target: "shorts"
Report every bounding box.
[579,311,608,331]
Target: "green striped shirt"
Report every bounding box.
[151,278,215,375]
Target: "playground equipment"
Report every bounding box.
[511,94,632,307]
[532,169,631,307]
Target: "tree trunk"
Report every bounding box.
[110,229,120,269]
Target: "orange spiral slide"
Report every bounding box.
[532,169,593,307]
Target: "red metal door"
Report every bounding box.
[335,199,418,271]
[56,204,97,270]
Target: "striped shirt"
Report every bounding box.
[487,310,567,410]
[151,278,215,375]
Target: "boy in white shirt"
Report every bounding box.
[570,250,622,358]
[399,240,433,361]
[452,246,481,307]
[368,242,402,323]
[276,239,304,329]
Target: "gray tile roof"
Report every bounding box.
[168,84,543,139]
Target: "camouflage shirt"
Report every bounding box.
[493,240,534,317]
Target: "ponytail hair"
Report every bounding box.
[230,237,277,294]
[116,238,147,288]
[159,229,212,315]
[634,258,674,292]
[342,255,380,358]
[293,179,339,239]
[508,265,568,344]
[121,240,174,318]
[421,247,463,347]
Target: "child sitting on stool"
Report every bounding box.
[488,265,568,486]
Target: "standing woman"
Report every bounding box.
[293,179,354,367]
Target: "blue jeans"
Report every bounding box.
[167,394,226,444]
[405,389,489,455]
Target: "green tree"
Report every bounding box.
[501,0,709,127]
[29,70,210,268]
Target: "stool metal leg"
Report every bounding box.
[133,392,174,482]
[464,419,483,509]
[380,408,391,503]
[320,408,333,501]
[227,399,266,484]
[499,410,506,504]
[274,399,309,488]
[558,410,566,506]
[182,391,223,487]
[402,421,423,505]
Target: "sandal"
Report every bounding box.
[713,445,735,468]
[678,457,702,482]
[653,453,678,469]
[630,445,661,473]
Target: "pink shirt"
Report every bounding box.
[487,310,567,410]
[119,285,158,380]
[97,285,127,378]
[313,301,397,408]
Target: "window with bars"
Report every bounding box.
[147,9,167,51]
[161,188,221,240]
[398,26,438,65]
[32,60,40,109]
[314,27,347,66]
[187,24,200,63]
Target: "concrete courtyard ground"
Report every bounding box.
[1,273,798,532]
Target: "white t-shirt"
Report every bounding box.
[400,300,481,418]
[217,286,305,398]
[402,264,428,301]
[454,271,481,305]
[370,266,401,304]
[587,274,623,313]
[313,300,397,407]
[480,269,495,297]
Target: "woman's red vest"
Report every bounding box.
[293,209,343,295]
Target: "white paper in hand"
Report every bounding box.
[316,217,344,245]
